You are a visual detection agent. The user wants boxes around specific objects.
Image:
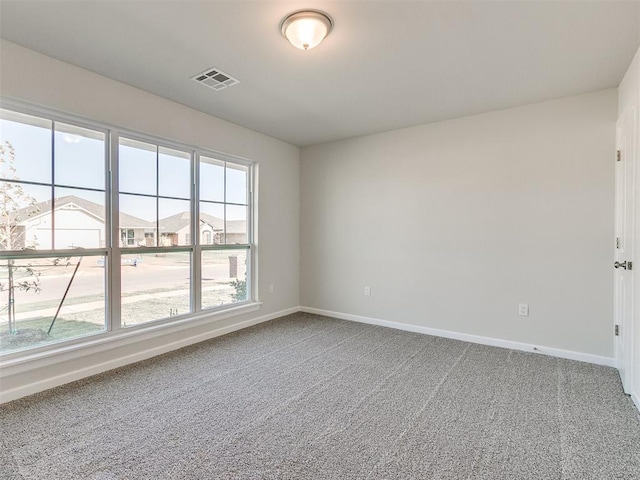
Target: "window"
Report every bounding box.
[199,156,250,307]
[201,249,248,308]
[121,229,135,246]
[0,105,254,355]
[0,109,108,352]
[120,251,191,327]
[118,138,193,327]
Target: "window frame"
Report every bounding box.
[0,100,257,359]
[196,151,253,312]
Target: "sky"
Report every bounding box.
[0,111,248,225]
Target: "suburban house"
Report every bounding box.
[159,211,247,246]
[7,195,246,248]
[7,195,152,249]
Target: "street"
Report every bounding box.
[3,256,246,312]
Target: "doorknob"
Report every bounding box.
[614,261,633,270]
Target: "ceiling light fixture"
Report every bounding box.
[280,10,333,50]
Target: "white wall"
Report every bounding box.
[618,45,640,410]
[619,48,640,114]
[0,40,300,400]
[0,37,623,401]
[301,89,617,359]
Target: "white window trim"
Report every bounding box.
[0,98,258,360]
[0,301,262,371]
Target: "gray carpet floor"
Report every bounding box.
[1,312,639,479]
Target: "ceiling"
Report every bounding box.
[0,1,638,147]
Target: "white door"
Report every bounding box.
[614,105,637,394]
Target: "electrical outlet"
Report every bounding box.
[269,284,274,294]
[518,303,529,316]
[364,286,371,296]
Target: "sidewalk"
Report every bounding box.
[5,285,232,325]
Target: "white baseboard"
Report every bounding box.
[300,306,615,368]
[2,305,618,405]
[632,390,640,413]
[0,306,299,404]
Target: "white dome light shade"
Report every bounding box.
[280,11,333,50]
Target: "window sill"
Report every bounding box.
[0,302,262,376]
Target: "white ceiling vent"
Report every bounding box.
[192,67,239,91]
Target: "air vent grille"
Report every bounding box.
[192,67,239,91]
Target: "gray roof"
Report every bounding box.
[202,213,247,234]
[225,219,247,235]
[158,211,195,234]
[13,195,155,229]
[159,211,246,234]
[12,195,246,234]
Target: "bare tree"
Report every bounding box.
[0,141,41,334]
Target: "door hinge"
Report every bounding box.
[615,325,619,336]
[616,237,620,249]
[617,150,621,162]
[628,261,633,271]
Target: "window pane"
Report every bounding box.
[121,252,191,326]
[54,123,105,190]
[159,198,190,246]
[1,182,52,250]
[199,202,224,245]
[201,249,248,309]
[119,138,156,195]
[225,204,248,244]
[0,254,106,353]
[199,156,224,202]
[54,188,106,249]
[119,194,156,247]
[159,147,190,199]
[0,109,52,184]
[226,163,248,205]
